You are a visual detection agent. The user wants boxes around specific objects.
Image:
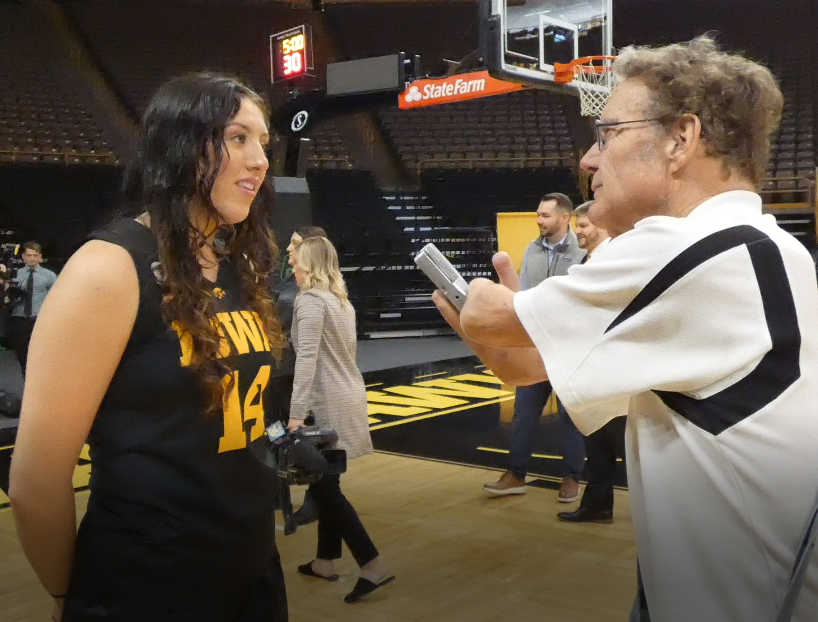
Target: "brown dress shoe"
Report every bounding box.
[557,477,580,503]
[483,471,527,496]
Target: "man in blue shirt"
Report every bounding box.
[10,242,56,375]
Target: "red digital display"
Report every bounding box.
[281,33,305,76]
[271,26,312,83]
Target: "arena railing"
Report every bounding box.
[759,170,818,248]
[415,154,577,180]
[759,172,816,210]
[0,149,118,165]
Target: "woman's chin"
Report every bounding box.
[216,205,252,226]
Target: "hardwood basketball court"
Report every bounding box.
[0,348,636,621]
[0,453,636,621]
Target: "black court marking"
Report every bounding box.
[607,225,801,436]
[0,446,10,501]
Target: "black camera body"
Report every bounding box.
[268,425,347,486]
[5,282,23,302]
[264,422,347,535]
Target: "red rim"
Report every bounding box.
[554,55,617,84]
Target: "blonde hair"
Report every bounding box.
[296,236,350,306]
[614,36,783,187]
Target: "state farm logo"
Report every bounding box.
[405,86,422,103]
[428,77,486,99]
[411,76,487,103]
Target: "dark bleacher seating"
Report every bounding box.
[0,4,120,165]
[357,224,494,337]
[304,170,498,336]
[421,167,580,229]
[306,169,417,334]
[616,0,816,200]
[379,90,577,175]
[304,120,355,170]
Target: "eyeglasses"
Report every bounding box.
[594,117,665,151]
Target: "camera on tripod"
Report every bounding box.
[264,419,347,535]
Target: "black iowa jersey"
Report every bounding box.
[67,219,281,610]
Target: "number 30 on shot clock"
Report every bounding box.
[270,25,313,83]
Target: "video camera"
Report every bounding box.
[263,420,347,535]
[0,238,21,271]
[0,241,21,292]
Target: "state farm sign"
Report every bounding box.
[399,70,524,110]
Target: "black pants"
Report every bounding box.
[62,551,288,622]
[9,316,35,376]
[579,416,626,512]
[266,374,293,427]
[309,473,378,567]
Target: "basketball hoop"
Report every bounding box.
[554,56,617,118]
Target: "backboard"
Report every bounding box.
[481,0,613,92]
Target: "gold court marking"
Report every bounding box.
[369,395,515,431]
[414,371,449,379]
[477,446,624,463]
[477,446,563,460]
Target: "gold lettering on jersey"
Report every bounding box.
[219,371,246,452]
[218,313,250,355]
[170,309,274,454]
[172,319,230,365]
[245,311,272,351]
[174,313,272,365]
[212,312,272,358]
[230,311,266,353]
[172,321,194,367]
[243,364,269,444]
[218,365,272,453]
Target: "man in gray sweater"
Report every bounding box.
[484,193,587,500]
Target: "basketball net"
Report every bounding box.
[554,56,616,118]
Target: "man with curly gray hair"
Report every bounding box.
[433,37,818,621]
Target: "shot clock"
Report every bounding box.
[270,25,314,83]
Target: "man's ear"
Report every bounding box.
[665,113,702,173]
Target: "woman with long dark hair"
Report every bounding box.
[288,236,394,604]
[9,73,288,622]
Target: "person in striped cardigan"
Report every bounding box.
[287,236,394,604]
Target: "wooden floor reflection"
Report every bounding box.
[0,452,636,622]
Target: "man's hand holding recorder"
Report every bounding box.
[415,244,547,387]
